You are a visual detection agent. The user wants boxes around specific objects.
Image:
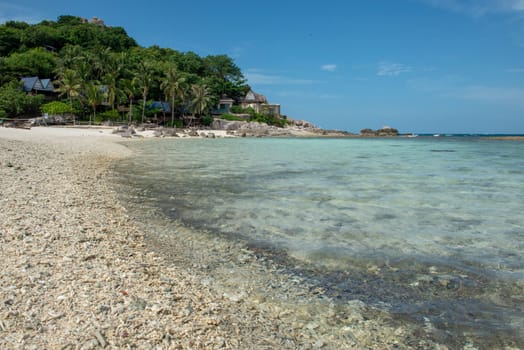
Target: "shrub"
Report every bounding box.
[220,113,244,121]
[250,113,290,127]
[165,119,183,128]
[41,101,71,115]
[99,109,120,121]
[201,115,213,126]
[230,105,243,113]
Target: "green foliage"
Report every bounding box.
[230,105,255,115]
[3,48,56,81]
[250,112,290,128]
[0,80,44,116]
[41,101,71,115]
[219,113,244,121]
[0,15,254,126]
[201,115,213,126]
[0,25,22,56]
[99,109,120,121]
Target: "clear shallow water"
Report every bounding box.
[114,137,524,347]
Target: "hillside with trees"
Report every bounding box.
[0,15,267,127]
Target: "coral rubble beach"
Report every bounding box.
[0,126,444,349]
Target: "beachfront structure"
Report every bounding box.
[212,95,235,115]
[240,89,281,117]
[20,77,56,95]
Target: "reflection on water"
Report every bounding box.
[114,137,524,348]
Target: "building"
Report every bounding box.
[20,76,56,95]
[240,89,280,117]
[212,95,235,115]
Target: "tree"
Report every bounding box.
[121,78,138,124]
[3,48,57,79]
[190,84,211,126]
[55,69,82,125]
[0,25,22,56]
[161,66,186,127]
[0,80,44,117]
[41,101,71,115]
[101,51,128,112]
[134,62,153,124]
[84,82,103,125]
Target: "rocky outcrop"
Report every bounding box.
[209,118,352,137]
[360,126,399,137]
[112,125,136,138]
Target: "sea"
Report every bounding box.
[112,136,524,348]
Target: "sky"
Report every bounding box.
[1,0,524,134]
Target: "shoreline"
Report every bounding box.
[0,126,446,349]
[0,126,298,349]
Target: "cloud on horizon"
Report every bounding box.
[321,64,337,72]
[416,0,524,16]
[377,61,413,76]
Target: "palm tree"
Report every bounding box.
[103,52,128,112]
[84,82,103,125]
[104,71,118,111]
[161,66,186,127]
[190,84,211,126]
[134,62,153,124]
[55,69,82,125]
[92,47,112,80]
[121,78,138,124]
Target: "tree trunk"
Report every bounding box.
[171,95,175,127]
[141,93,147,125]
[128,98,133,125]
[69,95,75,126]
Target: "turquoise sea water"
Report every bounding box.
[113,137,524,347]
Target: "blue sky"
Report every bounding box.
[2,0,524,133]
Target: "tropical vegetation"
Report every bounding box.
[0,15,287,127]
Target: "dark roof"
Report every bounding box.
[20,76,55,92]
[219,95,234,103]
[242,89,267,103]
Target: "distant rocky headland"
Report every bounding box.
[106,119,407,139]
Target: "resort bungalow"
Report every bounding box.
[212,95,235,115]
[20,76,56,96]
[240,89,281,117]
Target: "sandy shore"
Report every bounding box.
[0,126,437,349]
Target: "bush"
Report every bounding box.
[250,112,290,128]
[0,80,44,116]
[230,105,255,116]
[41,101,71,115]
[165,119,183,128]
[230,105,243,113]
[201,115,213,126]
[99,109,120,121]
[220,113,244,121]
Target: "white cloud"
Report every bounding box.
[321,64,337,72]
[377,61,413,76]
[416,0,524,16]
[244,69,316,85]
